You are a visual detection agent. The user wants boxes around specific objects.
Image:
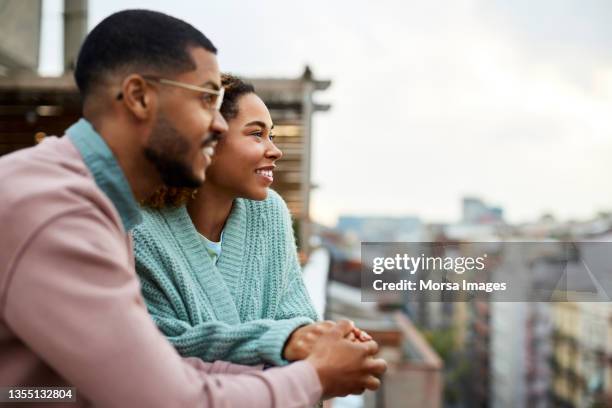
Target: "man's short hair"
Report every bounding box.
[74,9,217,97]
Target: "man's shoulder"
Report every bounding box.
[0,137,100,212]
[0,137,120,247]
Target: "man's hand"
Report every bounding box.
[306,320,387,398]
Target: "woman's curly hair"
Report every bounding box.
[142,73,256,209]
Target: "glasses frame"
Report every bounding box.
[116,75,224,111]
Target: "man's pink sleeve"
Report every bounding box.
[1,206,322,407]
[183,357,264,374]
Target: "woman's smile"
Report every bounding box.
[255,166,274,184]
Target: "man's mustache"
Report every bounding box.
[202,132,222,147]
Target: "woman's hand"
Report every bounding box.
[283,320,373,361]
[347,327,372,342]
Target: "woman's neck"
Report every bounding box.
[187,184,235,242]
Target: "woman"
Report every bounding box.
[134,74,367,367]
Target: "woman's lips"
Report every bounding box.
[255,168,273,183]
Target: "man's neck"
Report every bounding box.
[89,117,162,202]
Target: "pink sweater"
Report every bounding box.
[0,135,322,407]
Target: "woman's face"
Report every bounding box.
[205,93,281,200]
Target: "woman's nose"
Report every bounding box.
[265,140,282,160]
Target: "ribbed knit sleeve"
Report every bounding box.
[133,208,314,367]
[141,274,312,365]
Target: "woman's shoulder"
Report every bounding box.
[132,206,187,250]
[133,207,167,236]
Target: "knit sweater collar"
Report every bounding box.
[215,199,249,299]
[161,200,249,323]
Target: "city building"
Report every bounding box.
[462,196,504,225]
[336,215,425,242]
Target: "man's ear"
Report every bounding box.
[119,74,155,120]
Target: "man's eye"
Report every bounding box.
[250,131,263,138]
[269,134,276,142]
[202,94,215,105]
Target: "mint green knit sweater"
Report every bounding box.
[132,190,319,367]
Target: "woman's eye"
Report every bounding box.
[250,131,263,138]
[269,134,276,142]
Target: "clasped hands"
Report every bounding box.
[283,320,372,361]
[283,319,387,397]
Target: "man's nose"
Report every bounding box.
[211,110,228,133]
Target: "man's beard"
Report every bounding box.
[144,114,204,188]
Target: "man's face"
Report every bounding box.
[143,47,228,188]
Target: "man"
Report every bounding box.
[0,9,386,407]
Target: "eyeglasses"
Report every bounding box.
[116,75,225,111]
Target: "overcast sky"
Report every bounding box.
[40,0,612,226]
